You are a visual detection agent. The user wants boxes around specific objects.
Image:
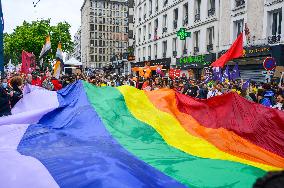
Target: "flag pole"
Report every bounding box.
[0,0,4,75]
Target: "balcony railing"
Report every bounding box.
[194,47,199,54]
[194,14,201,22]
[173,51,177,57]
[162,27,168,33]
[207,44,213,51]
[236,0,245,7]
[268,35,281,44]
[208,8,215,17]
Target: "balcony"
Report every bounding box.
[194,47,199,54]
[208,8,215,17]
[194,14,201,22]
[163,53,166,58]
[173,51,177,57]
[162,27,168,33]
[268,35,281,44]
[183,49,187,55]
[236,0,245,7]
[207,44,213,52]
[173,20,178,29]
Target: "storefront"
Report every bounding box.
[220,45,283,82]
[176,53,216,79]
[131,58,171,76]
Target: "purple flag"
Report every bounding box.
[242,79,250,90]
[231,63,241,80]
[223,65,230,80]
[213,67,222,82]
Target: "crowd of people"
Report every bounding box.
[1,69,284,117]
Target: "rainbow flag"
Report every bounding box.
[1,81,284,188]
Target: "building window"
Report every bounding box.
[194,31,200,54]
[163,14,168,33]
[235,0,245,8]
[149,0,153,15]
[162,41,167,58]
[183,3,188,26]
[195,0,201,22]
[163,0,168,7]
[154,44,158,59]
[154,19,158,39]
[143,47,146,61]
[155,0,158,12]
[143,3,147,19]
[148,22,152,39]
[148,45,151,60]
[268,9,282,44]
[208,0,215,17]
[207,27,214,51]
[234,19,244,39]
[173,8,178,29]
[143,25,146,41]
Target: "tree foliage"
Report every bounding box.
[4,19,73,65]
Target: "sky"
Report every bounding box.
[2,0,84,37]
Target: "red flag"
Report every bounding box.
[169,68,181,79]
[21,51,35,74]
[211,33,243,68]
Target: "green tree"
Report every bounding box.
[4,19,73,66]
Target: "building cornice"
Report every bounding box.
[265,0,284,6]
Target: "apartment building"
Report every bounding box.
[81,0,129,68]
[134,0,284,80]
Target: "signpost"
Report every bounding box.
[263,57,276,71]
[177,28,191,40]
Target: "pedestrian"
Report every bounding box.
[0,78,13,116]
[9,76,23,108]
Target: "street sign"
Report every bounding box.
[263,57,276,71]
[177,28,191,40]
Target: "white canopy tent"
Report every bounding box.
[64,58,82,66]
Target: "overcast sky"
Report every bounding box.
[2,0,83,36]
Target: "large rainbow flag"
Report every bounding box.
[0,81,284,188]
